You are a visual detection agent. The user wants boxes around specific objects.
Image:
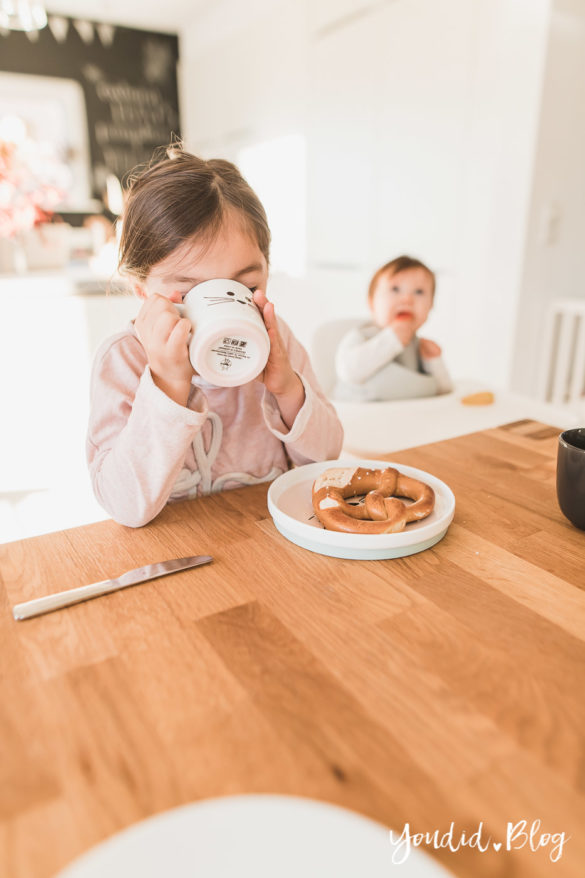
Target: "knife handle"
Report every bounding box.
[13,555,212,621]
[13,579,117,620]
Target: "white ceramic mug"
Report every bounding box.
[177,278,270,387]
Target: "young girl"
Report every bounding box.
[333,255,452,402]
[87,147,343,527]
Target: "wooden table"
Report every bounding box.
[1,420,584,878]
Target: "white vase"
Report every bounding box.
[0,236,27,274]
[22,223,71,270]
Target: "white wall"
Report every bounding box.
[456,0,550,387]
[180,0,553,388]
[179,0,307,158]
[511,0,585,396]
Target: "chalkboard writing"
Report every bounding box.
[0,18,180,197]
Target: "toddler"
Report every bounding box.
[87,147,343,527]
[334,255,452,402]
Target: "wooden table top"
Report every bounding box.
[1,419,584,878]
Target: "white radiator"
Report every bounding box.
[538,299,585,409]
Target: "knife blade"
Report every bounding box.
[12,555,213,621]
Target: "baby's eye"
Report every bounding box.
[390,286,400,293]
[248,286,257,293]
[414,288,425,295]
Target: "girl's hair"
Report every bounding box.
[368,255,436,301]
[118,145,271,279]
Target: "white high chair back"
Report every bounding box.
[309,318,365,396]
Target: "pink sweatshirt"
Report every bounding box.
[87,318,344,527]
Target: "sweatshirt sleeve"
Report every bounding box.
[260,318,344,466]
[86,332,208,527]
[421,354,453,394]
[335,324,404,384]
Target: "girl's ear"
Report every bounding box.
[131,278,147,299]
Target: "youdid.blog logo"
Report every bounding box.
[388,820,570,865]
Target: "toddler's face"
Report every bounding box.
[370,267,434,331]
[135,212,268,302]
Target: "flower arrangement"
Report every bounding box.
[0,139,62,238]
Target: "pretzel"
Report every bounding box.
[461,391,494,406]
[312,466,435,534]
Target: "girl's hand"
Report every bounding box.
[135,292,194,405]
[418,337,442,359]
[253,289,305,429]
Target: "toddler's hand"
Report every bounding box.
[418,337,442,359]
[253,290,305,428]
[390,317,416,348]
[135,293,194,404]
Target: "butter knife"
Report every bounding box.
[12,554,213,621]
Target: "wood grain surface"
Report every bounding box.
[1,420,584,878]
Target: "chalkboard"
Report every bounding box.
[0,17,180,197]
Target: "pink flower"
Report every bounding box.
[0,139,63,237]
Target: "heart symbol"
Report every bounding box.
[493,842,502,851]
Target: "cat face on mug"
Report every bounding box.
[203,289,257,310]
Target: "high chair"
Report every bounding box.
[310,319,580,458]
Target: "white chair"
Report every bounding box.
[309,317,364,396]
[538,299,585,414]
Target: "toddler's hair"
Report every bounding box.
[368,255,436,301]
[119,145,271,279]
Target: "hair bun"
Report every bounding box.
[166,144,185,161]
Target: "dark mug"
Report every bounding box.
[557,428,585,530]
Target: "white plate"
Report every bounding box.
[267,458,455,560]
[56,795,454,878]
